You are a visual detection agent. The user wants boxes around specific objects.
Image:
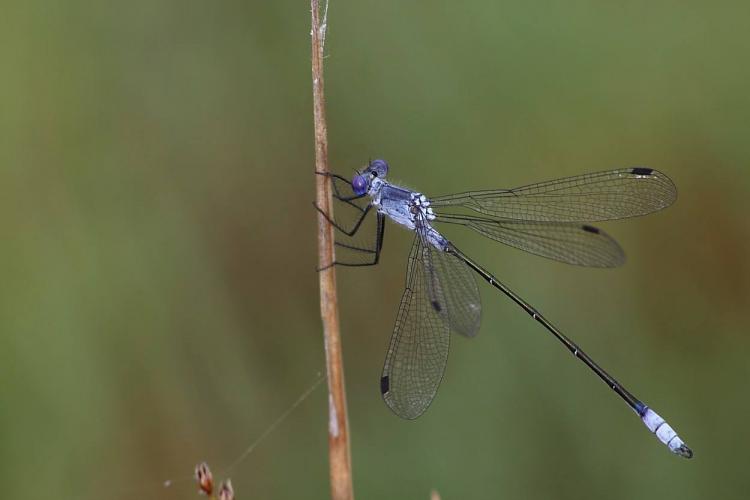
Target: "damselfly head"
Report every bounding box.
[352,159,389,195]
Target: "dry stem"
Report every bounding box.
[310,1,354,499]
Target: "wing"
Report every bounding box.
[430,168,677,222]
[381,233,451,419]
[429,240,482,336]
[437,216,625,267]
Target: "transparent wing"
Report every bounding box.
[430,168,677,222]
[429,240,482,337]
[381,233,451,420]
[437,215,625,267]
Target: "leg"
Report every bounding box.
[318,213,385,271]
[314,169,370,233]
[314,201,373,236]
[316,171,366,202]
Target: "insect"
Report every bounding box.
[316,159,692,458]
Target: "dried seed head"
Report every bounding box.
[218,479,235,500]
[195,462,213,495]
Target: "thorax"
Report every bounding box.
[370,180,447,250]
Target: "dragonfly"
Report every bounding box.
[316,159,692,458]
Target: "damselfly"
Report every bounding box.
[316,160,692,458]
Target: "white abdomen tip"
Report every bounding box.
[641,407,693,459]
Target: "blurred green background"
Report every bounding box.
[2,1,749,499]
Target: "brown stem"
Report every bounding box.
[310,2,354,499]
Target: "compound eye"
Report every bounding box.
[352,175,368,196]
[369,159,389,178]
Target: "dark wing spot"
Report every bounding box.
[631,167,654,176]
[582,225,600,234]
[431,300,442,312]
[380,376,390,394]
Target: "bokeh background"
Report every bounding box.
[2,1,749,499]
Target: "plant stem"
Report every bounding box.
[310,2,354,499]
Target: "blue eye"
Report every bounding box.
[352,175,368,196]
[370,159,389,178]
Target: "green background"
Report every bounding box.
[2,1,748,499]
